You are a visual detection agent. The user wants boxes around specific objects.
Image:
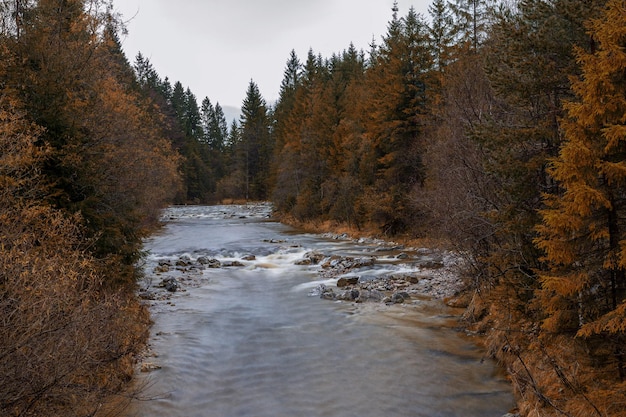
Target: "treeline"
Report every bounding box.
[132,55,275,204]
[264,0,626,415]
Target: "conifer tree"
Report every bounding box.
[200,96,216,145]
[238,80,272,200]
[428,0,455,72]
[183,87,203,139]
[449,0,495,51]
[271,50,302,210]
[535,0,626,378]
[359,6,432,234]
[213,102,229,151]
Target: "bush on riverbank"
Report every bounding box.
[0,92,153,417]
[0,2,179,414]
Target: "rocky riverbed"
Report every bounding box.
[138,229,465,308]
[130,205,518,417]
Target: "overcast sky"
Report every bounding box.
[113,1,432,110]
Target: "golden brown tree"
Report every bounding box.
[536,0,626,364]
[529,1,626,414]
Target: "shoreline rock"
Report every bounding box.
[301,248,464,305]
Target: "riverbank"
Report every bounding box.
[275,212,469,302]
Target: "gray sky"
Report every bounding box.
[114,1,432,110]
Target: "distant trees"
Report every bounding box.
[271,6,433,235]
[236,80,272,201]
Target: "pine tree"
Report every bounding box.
[200,96,216,145]
[359,6,432,234]
[170,81,187,121]
[428,0,455,71]
[238,80,271,200]
[213,103,229,151]
[449,0,495,51]
[183,87,203,139]
[271,50,307,213]
[535,0,626,379]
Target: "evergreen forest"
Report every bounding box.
[1,0,626,416]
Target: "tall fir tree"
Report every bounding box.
[449,0,495,52]
[535,0,626,380]
[428,0,455,72]
[359,6,433,234]
[238,80,272,200]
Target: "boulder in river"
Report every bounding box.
[296,251,326,265]
[204,259,222,268]
[176,255,191,266]
[337,289,360,301]
[337,276,360,287]
[158,277,179,292]
[358,289,385,302]
[223,261,245,267]
[388,291,411,304]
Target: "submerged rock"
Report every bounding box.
[337,289,360,301]
[310,284,336,300]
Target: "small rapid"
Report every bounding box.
[122,204,514,417]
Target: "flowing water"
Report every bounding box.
[122,205,514,417]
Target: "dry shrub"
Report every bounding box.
[0,96,149,416]
[0,204,150,417]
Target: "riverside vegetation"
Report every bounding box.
[1,0,626,416]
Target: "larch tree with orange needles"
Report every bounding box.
[535,0,626,381]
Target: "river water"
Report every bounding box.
[122,204,514,417]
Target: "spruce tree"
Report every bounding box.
[428,0,455,72]
[449,0,495,51]
[200,96,216,145]
[359,6,432,234]
[238,80,271,200]
[535,0,626,378]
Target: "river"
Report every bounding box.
[121,204,515,417]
